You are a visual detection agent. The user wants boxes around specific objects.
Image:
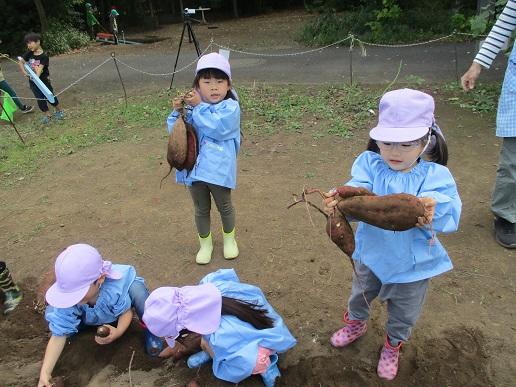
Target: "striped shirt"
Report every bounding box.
[474,0,516,69]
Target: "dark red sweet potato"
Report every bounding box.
[335,186,376,199]
[326,212,355,258]
[337,193,425,231]
[96,325,110,338]
[167,116,188,170]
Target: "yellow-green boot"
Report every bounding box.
[196,233,213,265]
[223,228,239,259]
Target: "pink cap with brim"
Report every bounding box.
[45,244,122,308]
[369,88,434,142]
[143,284,222,345]
[196,52,231,80]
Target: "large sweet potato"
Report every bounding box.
[167,116,188,170]
[337,193,425,231]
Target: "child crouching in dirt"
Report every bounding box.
[143,268,296,387]
[323,89,462,380]
[167,52,241,265]
[37,244,162,387]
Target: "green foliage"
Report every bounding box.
[43,19,90,55]
[298,3,462,45]
[442,81,500,113]
[469,0,507,35]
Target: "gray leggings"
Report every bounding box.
[491,137,516,223]
[347,262,429,345]
[188,182,235,236]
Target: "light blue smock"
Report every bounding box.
[345,151,462,284]
[198,269,297,384]
[45,264,143,336]
[166,98,241,189]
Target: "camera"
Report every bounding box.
[184,8,196,15]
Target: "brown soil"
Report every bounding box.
[1,10,515,387]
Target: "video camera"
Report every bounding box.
[183,8,196,16]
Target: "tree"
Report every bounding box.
[33,0,48,32]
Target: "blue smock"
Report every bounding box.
[198,269,297,384]
[346,151,462,284]
[45,264,143,336]
[166,99,241,189]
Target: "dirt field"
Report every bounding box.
[1,10,515,387]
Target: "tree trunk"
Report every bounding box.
[33,0,48,32]
[232,0,238,18]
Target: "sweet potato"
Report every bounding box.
[335,186,376,199]
[167,116,188,170]
[326,212,355,258]
[337,193,425,231]
[96,325,110,338]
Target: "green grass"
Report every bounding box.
[0,82,500,187]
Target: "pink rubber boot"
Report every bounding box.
[377,336,402,380]
[330,311,367,348]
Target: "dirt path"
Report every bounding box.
[0,92,514,386]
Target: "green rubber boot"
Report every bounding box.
[196,233,213,265]
[223,228,239,260]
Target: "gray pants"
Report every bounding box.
[189,182,235,237]
[492,137,516,223]
[347,262,429,346]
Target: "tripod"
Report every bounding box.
[169,15,202,89]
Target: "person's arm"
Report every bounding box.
[17,57,28,77]
[462,1,516,90]
[38,335,67,387]
[95,308,133,345]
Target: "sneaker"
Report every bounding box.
[4,289,23,314]
[41,115,51,125]
[53,110,65,120]
[330,311,367,347]
[20,105,34,114]
[494,217,516,249]
[377,337,402,380]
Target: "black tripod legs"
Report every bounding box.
[169,21,202,89]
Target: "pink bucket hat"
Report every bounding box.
[45,244,122,308]
[196,52,231,80]
[143,283,222,348]
[369,88,434,142]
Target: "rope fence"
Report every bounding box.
[0,31,494,104]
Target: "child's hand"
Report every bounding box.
[37,372,52,387]
[172,97,183,111]
[184,89,201,106]
[416,197,436,227]
[323,189,338,216]
[94,324,118,345]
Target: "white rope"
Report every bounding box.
[355,33,456,48]
[211,36,353,57]
[114,42,213,76]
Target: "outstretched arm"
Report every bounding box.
[38,335,67,387]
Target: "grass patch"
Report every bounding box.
[438,81,500,114]
[0,84,407,186]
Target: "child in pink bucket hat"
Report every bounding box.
[143,269,296,387]
[37,244,163,387]
[323,89,462,380]
[166,52,241,265]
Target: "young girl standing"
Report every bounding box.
[37,244,162,387]
[324,89,461,380]
[167,53,241,264]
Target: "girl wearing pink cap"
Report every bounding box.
[143,269,296,387]
[167,52,241,265]
[323,89,462,380]
[37,244,163,387]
